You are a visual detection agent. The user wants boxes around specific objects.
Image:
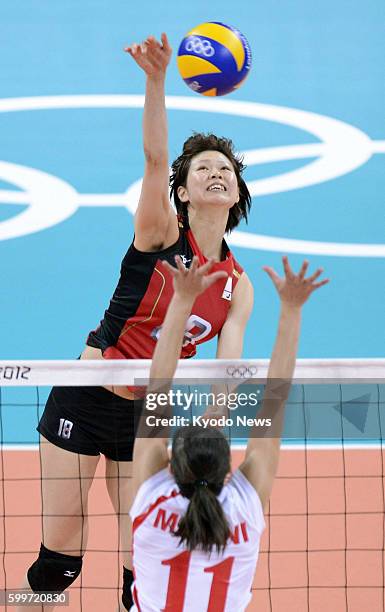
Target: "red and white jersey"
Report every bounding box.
[130,468,265,612]
[87,215,243,360]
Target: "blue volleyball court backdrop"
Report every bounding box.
[0,0,384,363]
[0,5,384,610]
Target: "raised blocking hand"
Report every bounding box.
[263,256,329,308]
[162,255,228,302]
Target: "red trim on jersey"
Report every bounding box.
[132,584,142,612]
[185,228,206,264]
[132,488,180,534]
[132,487,181,611]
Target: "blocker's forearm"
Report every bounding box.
[252,303,301,440]
[267,303,301,380]
[149,295,193,384]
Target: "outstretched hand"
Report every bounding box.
[124,33,172,77]
[162,256,228,302]
[263,256,329,308]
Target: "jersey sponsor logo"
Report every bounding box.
[58,418,74,439]
[179,255,192,265]
[63,570,77,577]
[221,276,233,301]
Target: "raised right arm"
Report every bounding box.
[239,257,329,508]
[132,257,227,496]
[125,34,179,251]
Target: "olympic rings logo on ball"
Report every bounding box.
[226,366,258,378]
[185,37,215,58]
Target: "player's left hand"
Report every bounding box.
[263,256,329,308]
[162,255,228,301]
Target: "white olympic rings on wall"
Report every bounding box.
[0,95,384,256]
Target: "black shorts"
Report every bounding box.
[37,386,143,461]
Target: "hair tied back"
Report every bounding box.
[195,479,208,488]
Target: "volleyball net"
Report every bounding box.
[0,358,384,611]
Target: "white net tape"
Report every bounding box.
[0,358,384,386]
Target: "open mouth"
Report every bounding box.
[207,184,226,192]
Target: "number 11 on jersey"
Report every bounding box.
[162,551,235,611]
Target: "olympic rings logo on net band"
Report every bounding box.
[226,366,258,378]
[185,37,215,58]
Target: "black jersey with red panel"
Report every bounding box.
[87,215,243,360]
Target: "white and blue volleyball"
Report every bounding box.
[177,22,252,96]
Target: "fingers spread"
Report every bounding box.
[189,255,199,273]
[174,255,188,273]
[210,271,228,282]
[298,260,309,280]
[262,266,280,284]
[196,258,214,275]
[282,255,295,279]
[161,260,177,275]
[307,268,323,283]
[312,278,330,290]
[204,271,228,289]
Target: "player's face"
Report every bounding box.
[178,150,240,209]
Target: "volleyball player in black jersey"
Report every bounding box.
[18,34,255,612]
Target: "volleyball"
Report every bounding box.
[177,22,252,96]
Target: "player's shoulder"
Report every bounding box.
[226,468,260,501]
[224,243,244,278]
[130,469,177,520]
[231,269,254,310]
[223,469,265,531]
[237,269,252,289]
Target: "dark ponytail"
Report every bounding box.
[171,425,231,553]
